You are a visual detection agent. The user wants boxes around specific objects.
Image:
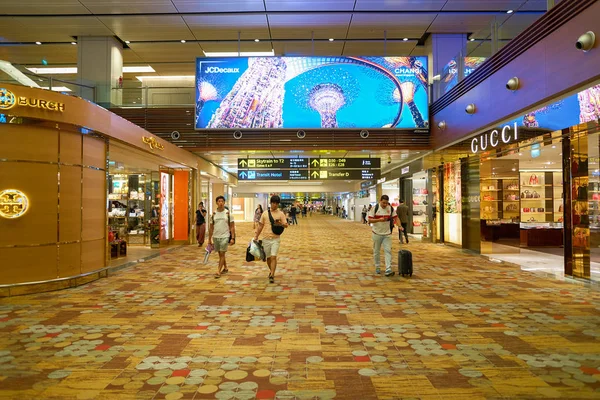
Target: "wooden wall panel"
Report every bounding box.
[80,239,105,274]
[59,166,82,243]
[58,242,81,278]
[60,130,83,165]
[0,162,58,246]
[83,135,106,169]
[0,246,58,284]
[0,124,58,162]
[81,169,106,241]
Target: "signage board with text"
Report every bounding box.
[309,158,380,169]
[238,170,309,181]
[238,158,309,169]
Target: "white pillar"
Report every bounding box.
[77,36,123,107]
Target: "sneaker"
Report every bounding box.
[269,275,275,283]
[222,269,229,274]
[385,271,395,277]
[376,269,381,274]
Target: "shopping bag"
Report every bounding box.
[203,243,214,264]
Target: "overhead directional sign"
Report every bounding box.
[312,169,381,180]
[313,158,381,169]
[238,170,309,181]
[238,158,309,169]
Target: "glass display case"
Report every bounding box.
[108,174,153,245]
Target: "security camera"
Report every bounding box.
[506,77,520,91]
[170,131,180,140]
[233,130,243,140]
[359,129,369,139]
[465,103,476,114]
[576,31,595,52]
[387,155,392,164]
[296,130,306,139]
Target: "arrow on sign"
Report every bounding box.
[239,159,248,167]
[239,171,247,179]
[311,159,320,167]
[311,171,320,178]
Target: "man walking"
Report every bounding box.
[254,195,288,283]
[195,202,207,247]
[289,204,298,225]
[397,199,409,244]
[368,195,399,277]
[208,196,235,278]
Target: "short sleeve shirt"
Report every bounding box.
[259,208,287,239]
[212,210,234,239]
[369,205,397,236]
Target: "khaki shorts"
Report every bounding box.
[213,237,230,252]
[262,238,281,258]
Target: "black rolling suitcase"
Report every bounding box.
[398,250,413,277]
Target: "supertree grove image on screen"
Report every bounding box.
[195,56,429,130]
[308,83,346,128]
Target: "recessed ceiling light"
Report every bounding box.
[180,40,186,43]
[35,41,42,45]
[329,38,334,42]
[125,40,131,44]
[403,38,409,41]
[254,39,260,42]
[71,42,77,45]
[470,38,475,42]
[552,145,556,148]
[507,9,514,14]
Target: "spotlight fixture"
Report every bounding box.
[296,130,306,139]
[506,77,520,91]
[359,129,369,139]
[125,40,131,44]
[437,120,447,130]
[576,31,596,52]
[170,131,181,140]
[465,104,477,114]
[35,41,42,45]
[403,38,409,41]
[180,39,186,43]
[233,130,243,140]
[470,38,475,42]
[328,38,334,42]
[506,9,514,14]
[71,42,77,45]
[255,39,260,42]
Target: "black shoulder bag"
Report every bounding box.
[268,209,285,235]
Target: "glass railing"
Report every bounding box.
[0,62,96,102]
[111,87,195,108]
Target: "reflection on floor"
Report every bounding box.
[109,246,181,271]
[2,216,600,399]
[487,243,600,282]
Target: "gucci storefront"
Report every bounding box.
[0,84,232,296]
[434,82,600,281]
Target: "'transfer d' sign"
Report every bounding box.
[471,122,518,154]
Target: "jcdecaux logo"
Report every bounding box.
[204,66,240,74]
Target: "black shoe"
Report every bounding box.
[269,275,274,283]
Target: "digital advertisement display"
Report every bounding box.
[439,57,487,94]
[505,83,600,131]
[160,172,170,241]
[195,56,429,130]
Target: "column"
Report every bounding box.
[77,36,123,107]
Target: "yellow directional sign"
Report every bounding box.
[248,159,256,168]
[319,171,328,179]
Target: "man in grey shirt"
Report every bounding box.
[397,199,409,244]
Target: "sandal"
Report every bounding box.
[222,269,229,274]
[269,275,274,283]
[214,273,221,279]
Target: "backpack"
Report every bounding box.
[373,204,395,234]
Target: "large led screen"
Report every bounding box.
[195,56,429,130]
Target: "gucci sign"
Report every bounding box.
[471,122,518,154]
[0,189,29,219]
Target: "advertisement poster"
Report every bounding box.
[444,161,461,214]
[439,57,487,94]
[195,56,429,130]
[504,84,600,132]
[160,172,170,241]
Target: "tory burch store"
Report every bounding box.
[0,84,234,296]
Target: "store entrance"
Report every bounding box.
[481,140,565,275]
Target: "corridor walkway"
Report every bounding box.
[1,215,600,399]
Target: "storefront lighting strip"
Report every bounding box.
[136,75,194,82]
[520,169,562,172]
[41,86,72,92]
[203,50,275,57]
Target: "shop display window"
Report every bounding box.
[411,173,428,235]
[108,174,153,245]
[519,171,562,225]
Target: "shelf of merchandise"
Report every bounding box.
[520,171,563,225]
[412,179,428,234]
[109,174,150,245]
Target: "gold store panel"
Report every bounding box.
[59,129,83,166]
[58,242,81,278]
[80,239,105,274]
[59,165,83,243]
[82,135,106,169]
[82,168,106,242]
[0,162,58,246]
[0,124,58,163]
[0,246,58,285]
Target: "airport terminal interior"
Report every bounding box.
[1,0,600,399]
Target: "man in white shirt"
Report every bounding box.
[208,195,235,278]
[368,195,399,277]
[254,194,288,284]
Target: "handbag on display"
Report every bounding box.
[532,191,540,199]
[577,185,588,201]
[413,210,424,216]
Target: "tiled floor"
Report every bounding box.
[1,215,600,399]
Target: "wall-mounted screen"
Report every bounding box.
[439,57,487,94]
[195,56,428,130]
[160,172,170,241]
